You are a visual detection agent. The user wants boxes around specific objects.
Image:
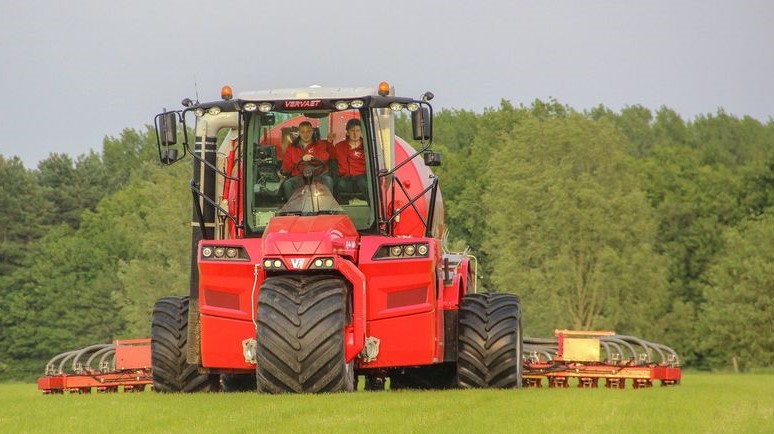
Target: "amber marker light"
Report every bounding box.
[221,85,233,100]
[378,81,390,96]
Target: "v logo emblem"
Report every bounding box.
[289,258,306,269]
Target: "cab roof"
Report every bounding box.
[238,85,381,101]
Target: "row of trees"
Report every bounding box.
[1,101,772,380]
[0,130,191,378]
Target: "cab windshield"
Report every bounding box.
[245,108,375,232]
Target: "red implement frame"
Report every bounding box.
[522,330,681,389]
[37,339,153,394]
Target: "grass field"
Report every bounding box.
[1,373,772,433]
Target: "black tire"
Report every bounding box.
[457,293,523,388]
[389,363,457,390]
[151,296,220,393]
[256,275,354,393]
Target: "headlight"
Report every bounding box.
[258,102,273,113]
[243,102,257,112]
[261,258,286,270]
[310,257,335,269]
[207,106,222,116]
[389,102,404,112]
[374,243,430,259]
[200,245,249,261]
[335,101,349,110]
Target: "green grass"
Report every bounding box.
[2,374,772,433]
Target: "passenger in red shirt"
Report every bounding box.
[333,119,368,200]
[280,121,334,198]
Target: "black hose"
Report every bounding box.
[45,351,77,374]
[71,344,114,374]
[86,346,117,372]
[601,337,638,362]
[604,341,625,361]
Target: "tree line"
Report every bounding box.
[1,101,772,381]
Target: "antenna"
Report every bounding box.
[194,75,200,104]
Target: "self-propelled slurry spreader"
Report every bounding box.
[38,82,680,394]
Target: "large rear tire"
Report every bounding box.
[457,293,523,388]
[256,275,354,393]
[151,296,220,393]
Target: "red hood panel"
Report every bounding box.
[262,215,359,256]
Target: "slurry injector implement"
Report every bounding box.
[37,339,152,394]
[523,330,681,388]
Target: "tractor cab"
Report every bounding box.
[154,82,440,241]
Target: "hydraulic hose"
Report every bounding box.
[86,346,117,373]
[71,344,114,373]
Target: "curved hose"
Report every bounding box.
[86,346,117,372]
[71,344,114,374]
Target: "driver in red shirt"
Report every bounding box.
[280,121,334,198]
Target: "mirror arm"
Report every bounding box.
[379,139,433,178]
[189,179,240,231]
[183,141,240,181]
[424,176,439,237]
[384,175,436,228]
[190,179,209,240]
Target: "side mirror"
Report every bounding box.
[160,112,178,145]
[423,152,441,167]
[155,111,184,165]
[412,107,432,141]
[160,148,179,164]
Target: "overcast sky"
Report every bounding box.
[1,0,771,168]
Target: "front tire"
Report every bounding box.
[457,293,523,388]
[256,275,354,393]
[150,296,220,392]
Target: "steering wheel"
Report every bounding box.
[295,157,326,179]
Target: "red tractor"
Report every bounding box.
[150,82,523,392]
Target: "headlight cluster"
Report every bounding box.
[334,99,365,110]
[242,102,273,112]
[262,259,286,270]
[374,243,430,259]
[201,245,249,261]
[261,257,335,270]
[310,257,335,269]
[194,106,223,117]
[389,102,421,112]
